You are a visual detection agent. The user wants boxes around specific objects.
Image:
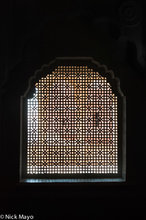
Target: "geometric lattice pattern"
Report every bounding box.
[27,66,118,174]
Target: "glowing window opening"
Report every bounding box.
[20,58,126,182]
[27,66,118,174]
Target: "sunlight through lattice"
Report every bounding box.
[27,66,118,174]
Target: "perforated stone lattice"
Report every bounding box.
[27,66,118,174]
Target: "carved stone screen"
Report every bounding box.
[27,65,118,175]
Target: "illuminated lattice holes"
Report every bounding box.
[27,65,119,175]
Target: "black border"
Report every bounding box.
[20,57,126,183]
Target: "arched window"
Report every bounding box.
[20,58,126,182]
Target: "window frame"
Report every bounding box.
[20,57,126,183]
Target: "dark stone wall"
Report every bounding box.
[0,0,146,219]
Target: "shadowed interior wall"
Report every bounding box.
[0,0,146,218]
